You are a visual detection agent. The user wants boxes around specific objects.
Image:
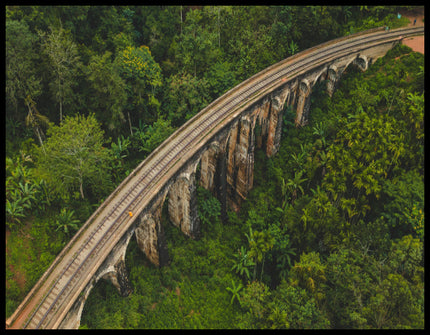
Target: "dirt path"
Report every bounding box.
[399,7,424,54]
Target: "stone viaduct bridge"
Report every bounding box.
[7,26,423,329]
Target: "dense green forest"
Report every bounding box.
[6,6,423,329]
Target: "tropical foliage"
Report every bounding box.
[6,5,423,329]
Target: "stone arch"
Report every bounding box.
[225,115,255,211]
[283,89,292,108]
[354,54,368,72]
[133,182,171,267]
[135,212,169,267]
[96,226,135,296]
[311,68,329,87]
[342,55,361,75]
[59,225,136,328]
[342,53,369,75]
[299,78,311,97]
[328,64,338,77]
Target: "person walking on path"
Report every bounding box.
[414,18,417,25]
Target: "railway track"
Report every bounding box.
[8,25,423,329]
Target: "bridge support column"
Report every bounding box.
[226,115,255,211]
[254,99,271,151]
[199,140,229,221]
[266,87,290,157]
[168,162,200,239]
[199,141,227,220]
[326,65,339,97]
[200,141,221,193]
[135,208,169,267]
[216,150,228,221]
[295,79,312,127]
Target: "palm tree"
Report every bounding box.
[267,307,289,329]
[276,236,296,281]
[290,254,327,305]
[341,6,353,23]
[312,121,327,148]
[290,151,306,170]
[248,230,275,281]
[111,135,131,160]
[231,246,255,281]
[286,171,308,205]
[226,280,243,305]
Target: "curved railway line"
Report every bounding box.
[7,25,424,329]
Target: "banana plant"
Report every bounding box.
[6,199,26,228]
[55,208,80,236]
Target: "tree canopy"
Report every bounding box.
[5,5,423,329]
[35,113,113,200]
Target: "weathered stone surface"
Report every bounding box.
[226,116,254,211]
[102,260,132,297]
[295,79,312,127]
[266,87,290,157]
[216,150,228,221]
[168,171,200,239]
[135,211,169,267]
[254,100,271,151]
[327,65,338,97]
[199,141,220,192]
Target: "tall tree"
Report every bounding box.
[116,45,163,133]
[6,19,42,120]
[175,9,220,77]
[39,25,81,123]
[86,51,127,135]
[163,71,211,127]
[35,113,113,200]
[247,229,275,281]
